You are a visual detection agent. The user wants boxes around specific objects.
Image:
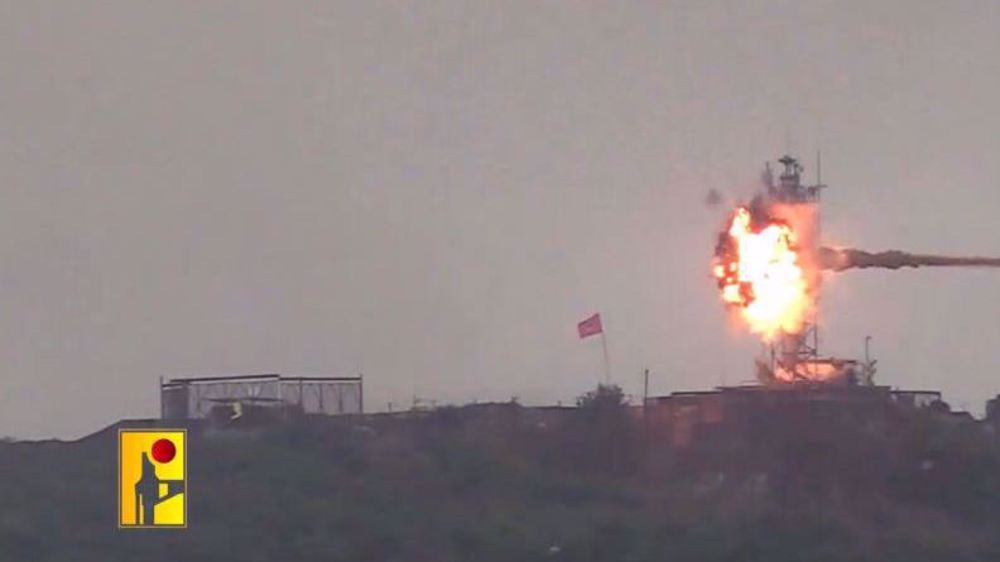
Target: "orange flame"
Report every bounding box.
[713,207,809,339]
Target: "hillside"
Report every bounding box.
[2,391,1000,562]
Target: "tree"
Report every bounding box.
[574,384,635,474]
[576,384,627,416]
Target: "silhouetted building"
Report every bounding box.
[161,373,363,423]
[645,384,945,447]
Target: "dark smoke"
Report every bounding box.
[819,247,1000,272]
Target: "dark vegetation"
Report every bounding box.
[1,384,999,561]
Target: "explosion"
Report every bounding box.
[713,206,810,340]
[711,154,1000,386]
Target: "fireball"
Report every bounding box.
[713,207,809,339]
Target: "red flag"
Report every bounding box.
[577,313,603,339]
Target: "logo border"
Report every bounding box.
[117,427,188,530]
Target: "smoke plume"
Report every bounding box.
[818,248,1000,272]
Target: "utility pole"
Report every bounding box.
[359,372,364,414]
[643,368,650,443]
[643,369,650,417]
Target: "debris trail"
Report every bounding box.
[818,248,1000,272]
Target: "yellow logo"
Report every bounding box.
[118,429,187,528]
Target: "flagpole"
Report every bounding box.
[600,330,612,384]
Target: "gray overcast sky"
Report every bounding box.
[2,1,998,438]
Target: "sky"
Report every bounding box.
[2,1,999,439]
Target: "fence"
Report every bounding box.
[161,373,363,420]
